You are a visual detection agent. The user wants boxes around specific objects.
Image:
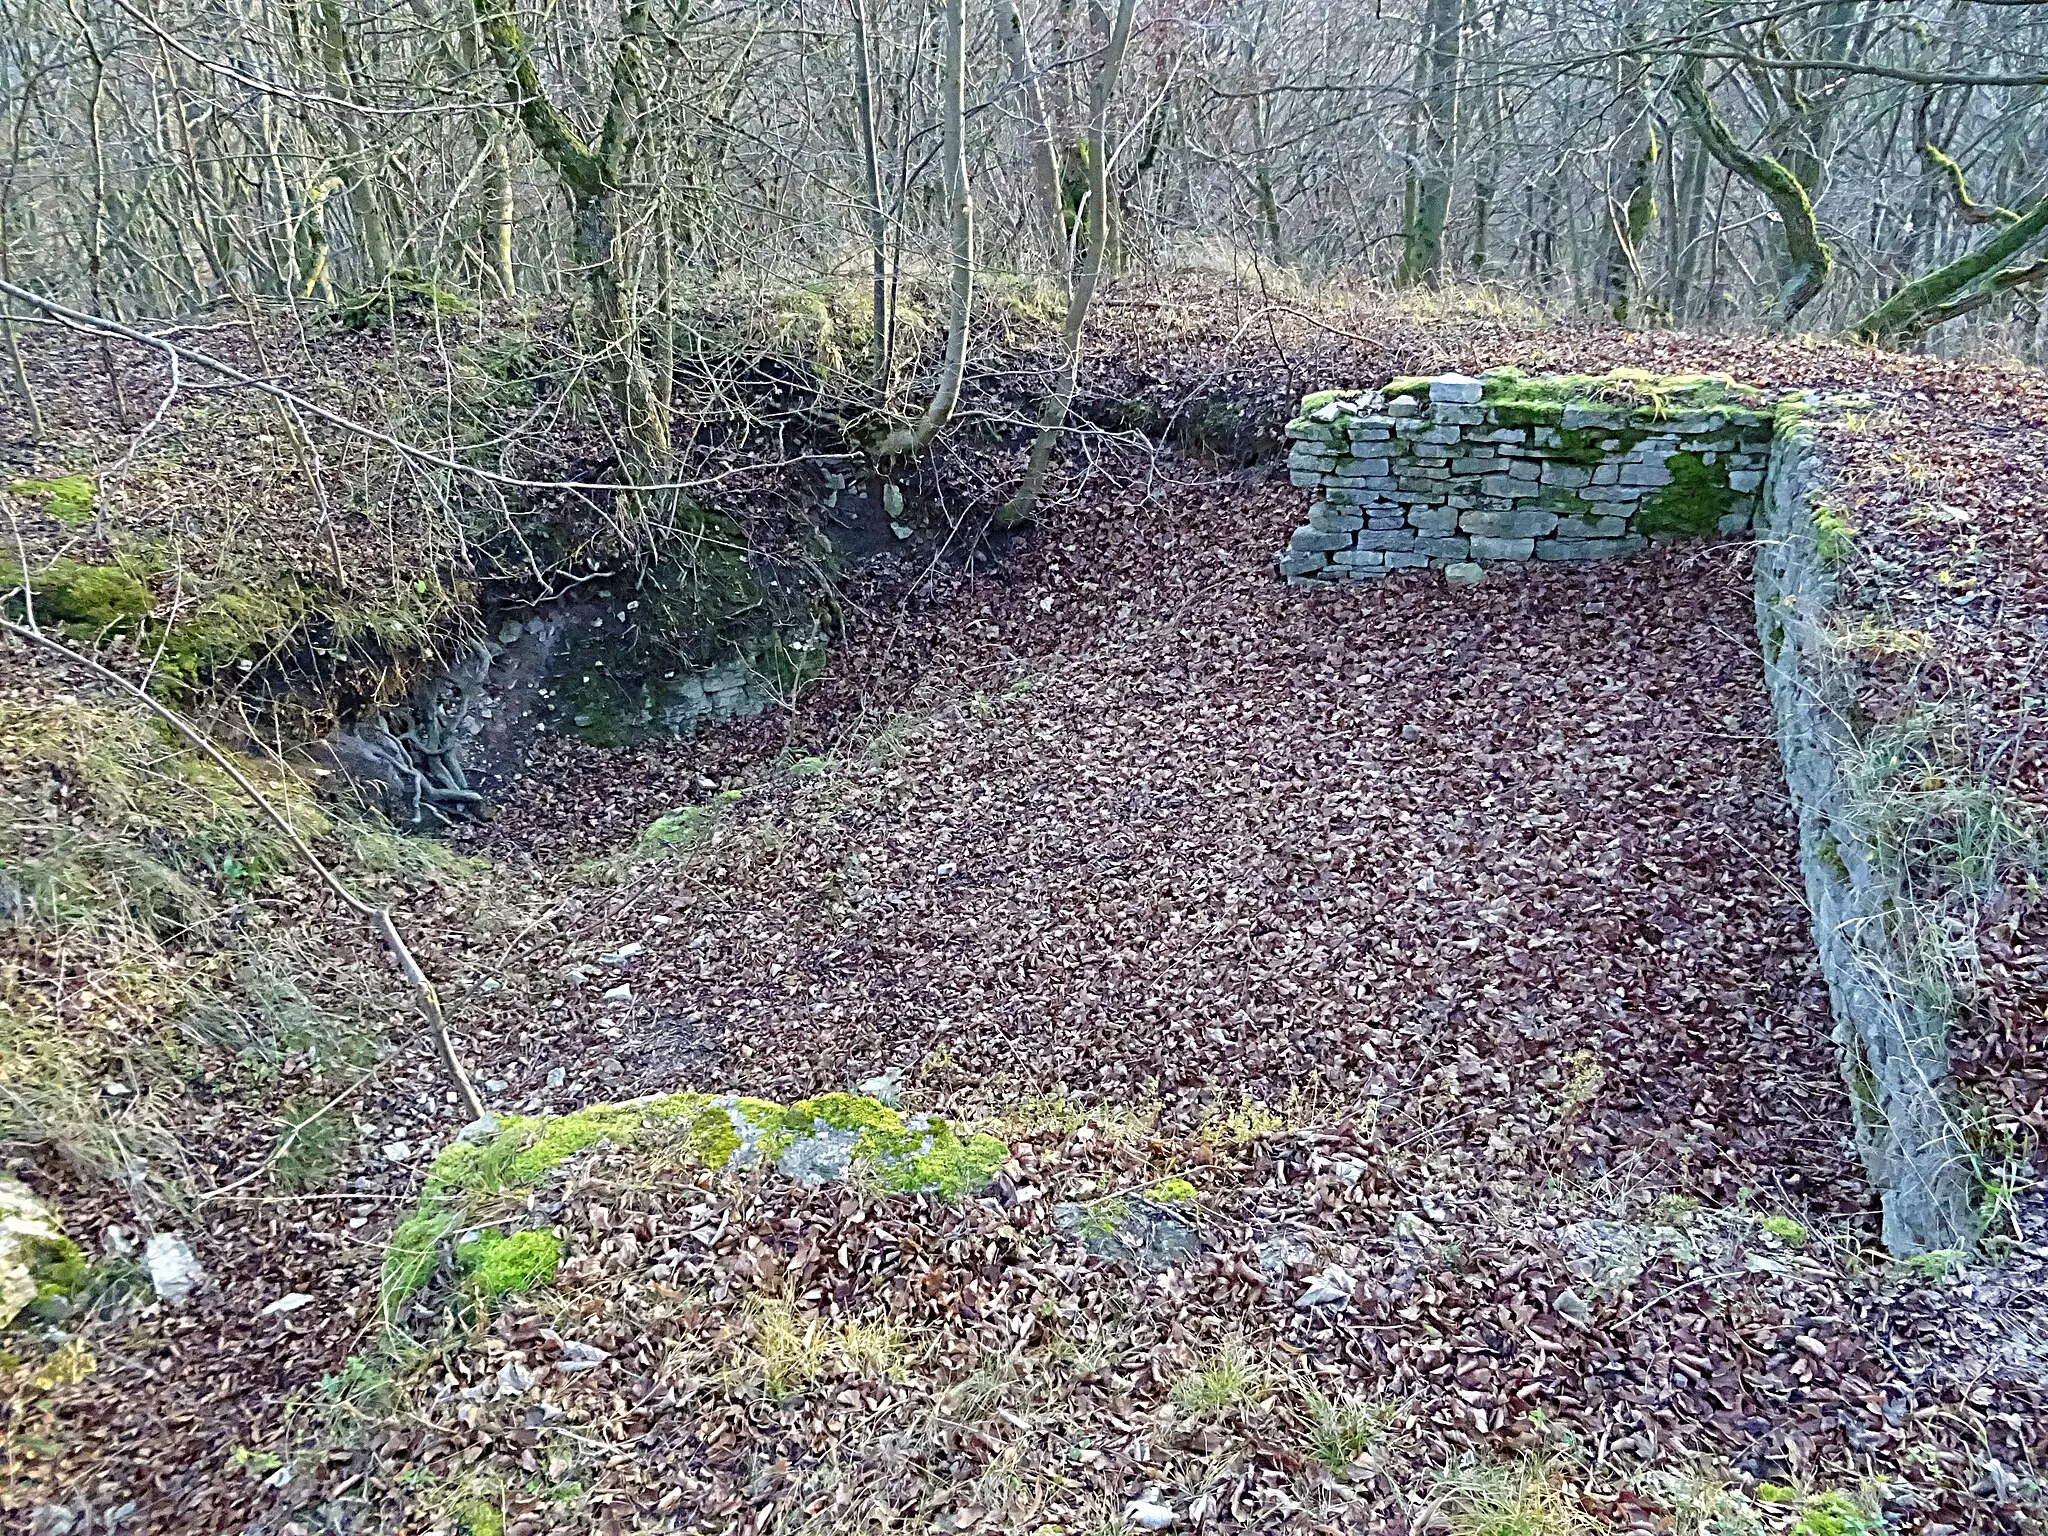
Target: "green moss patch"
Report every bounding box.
[8,475,97,527]
[383,1090,1006,1324]
[1636,450,1731,537]
[456,1229,560,1299]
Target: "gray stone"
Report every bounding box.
[1462,506,1558,538]
[1718,509,1753,534]
[1533,535,1644,562]
[1288,468,1325,489]
[1365,510,1409,529]
[1347,457,1391,478]
[1276,551,1328,577]
[1555,514,1628,539]
[1307,505,1363,532]
[1619,462,1673,487]
[1480,475,1539,501]
[1579,483,1647,503]
[1470,536,1536,560]
[1288,527,1353,553]
[1539,462,1592,488]
[1435,403,1485,425]
[1443,561,1486,588]
[1385,397,1420,418]
[1362,477,1399,492]
[1408,505,1459,534]
[1415,425,1463,446]
[1428,373,1483,404]
[146,1232,205,1307]
[1383,551,1429,569]
[1413,536,1471,559]
[1592,463,1619,485]
[1507,459,1541,481]
[1355,530,1418,552]
[1449,455,1498,474]
[1728,469,1763,492]
[1057,1197,1200,1271]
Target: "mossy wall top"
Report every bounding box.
[1278,370,1776,582]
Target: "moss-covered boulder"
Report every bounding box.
[380,1091,1006,1326]
[0,1178,88,1327]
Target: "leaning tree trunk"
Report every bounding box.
[1853,195,2048,345]
[1674,55,1831,326]
[997,0,1138,527]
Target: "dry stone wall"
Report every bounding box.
[1278,370,1776,581]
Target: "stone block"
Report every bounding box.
[1728,469,1763,492]
[1561,404,1623,430]
[1356,529,1419,552]
[1413,536,1471,560]
[1415,425,1463,446]
[1435,403,1485,425]
[1480,475,1539,500]
[1591,463,1619,485]
[1507,459,1541,481]
[1365,511,1409,530]
[1308,504,1363,532]
[1450,455,1498,474]
[1470,536,1536,561]
[1386,397,1421,418]
[1539,462,1591,488]
[1347,457,1391,478]
[1289,468,1326,489]
[1363,477,1399,492]
[1461,506,1558,538]
[1718,507,1754,534]
[1324,488,1377,506]
[1619,461,1673,487]
[1532,534,1645,562]
[1470,428,1526,444]
[1428,374,1483,404]
[1277,551,1328,576]
[1383,551,1430,569]
[1332,548,1383,568]
[1289,527,1353,553]
[1443,561,1486,588]
[1555,513,1627,538]
[1579,483,1647,503]
[1408,505,1459,534]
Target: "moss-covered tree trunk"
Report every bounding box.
[1603,47,1660,323]
[1674,55,1831,325]
[475,0,669,471]
[1853,195,2048,345]
[1398,0,1462,288]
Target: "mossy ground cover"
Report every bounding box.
[378,1090,1007,1324]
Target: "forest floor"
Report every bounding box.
[4,291,2048,1535]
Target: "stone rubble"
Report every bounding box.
[1277,370,1776,581]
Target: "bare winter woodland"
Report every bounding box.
[5,1,2048,1534]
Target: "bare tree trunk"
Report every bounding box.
[995,0,1065,269]
[997,0,1138,526]
[870,0,972,459]
[850,0,893,385]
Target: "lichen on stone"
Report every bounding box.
[0,1178,87,1328]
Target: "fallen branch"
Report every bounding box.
[0,615,486,1122]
